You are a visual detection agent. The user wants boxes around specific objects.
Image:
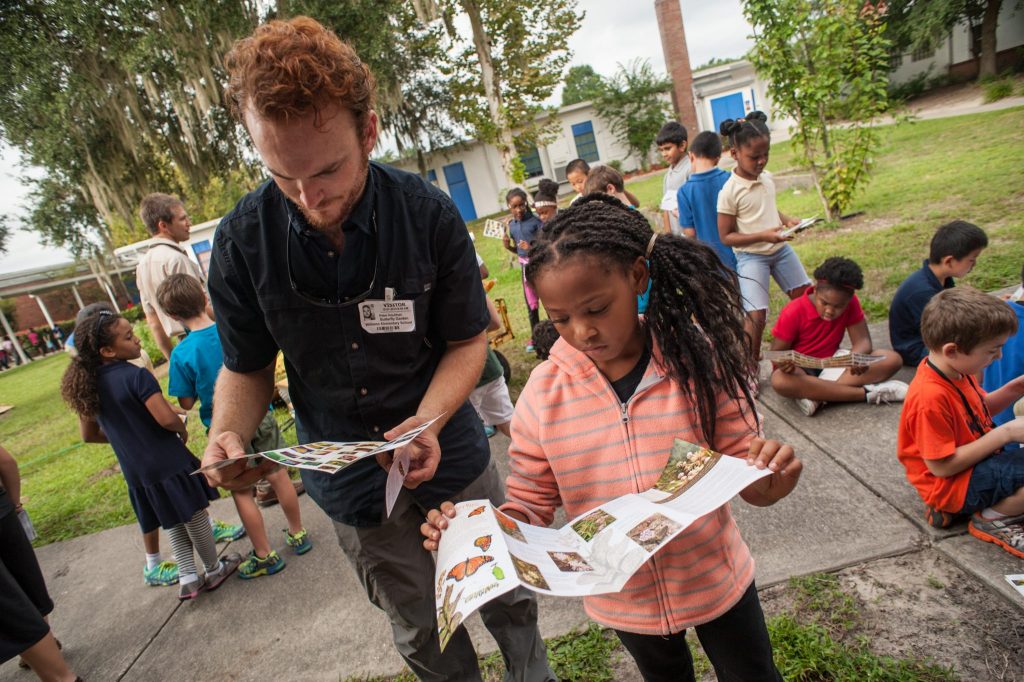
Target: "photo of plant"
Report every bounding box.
[571,508,617,542]
[653,440,721,500]
[547,551,593,572]
[626,513,682,553]
[437,583,464,651]
[493,508,526,542]
[509,554,550,590]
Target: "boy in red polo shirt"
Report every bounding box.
[770,257,906,416]
[897,287,1024,554]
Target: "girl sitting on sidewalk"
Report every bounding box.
[60,310,241,601]
[424,195,802,681]
[769,257,907,416]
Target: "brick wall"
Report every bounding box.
[6,281,127,330]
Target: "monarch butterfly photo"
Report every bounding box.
[468,505,487,516]
[446,555,494,582]
[474,535,492,552]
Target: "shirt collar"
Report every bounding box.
[284,164,376,238]
[729,171,762,188]
[149,236,187,252]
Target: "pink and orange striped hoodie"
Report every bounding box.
[501,335,760,635]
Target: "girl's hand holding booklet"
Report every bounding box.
[780,217,822,239]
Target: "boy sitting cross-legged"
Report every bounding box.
[157,273,313,578]
[897,287,1024,554]
[770,257,907,416]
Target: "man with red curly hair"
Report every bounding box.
[200,16,554,682]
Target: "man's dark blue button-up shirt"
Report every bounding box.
[208,162,492,526]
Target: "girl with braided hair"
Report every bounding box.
[717,111,811,368]
[60,310,240,601]
[424,194,801,681]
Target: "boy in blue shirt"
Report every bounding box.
[677,131,736,271]
[889,220,988,366]
[983,263,1024,449]
[158,273,313,579]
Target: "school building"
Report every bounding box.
[395,1,1023,224]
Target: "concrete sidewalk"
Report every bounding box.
[3,322,1022,681]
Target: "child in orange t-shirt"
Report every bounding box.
[897,288,1024,557]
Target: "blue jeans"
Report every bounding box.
[959,449,1024,514]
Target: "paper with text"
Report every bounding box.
[433,440,770,650]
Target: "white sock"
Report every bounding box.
[179,572,199,585]
[980,507,1008,521]
[145,552,162,570]
[208,515,216,530]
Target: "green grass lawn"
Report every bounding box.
[0,353,293,545]
[2,107,1021,546]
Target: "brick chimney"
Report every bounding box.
[654,0,700,134]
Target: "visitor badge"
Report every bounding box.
[358,288,415,334]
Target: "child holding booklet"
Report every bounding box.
[770,257,907,416]
[158,274,312,579]
[717,111,810,364]
[424,195,801,682]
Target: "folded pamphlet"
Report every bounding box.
[432,440,770,650]
[780,217,822,239]
[762,350,882,369]
[193,415,444,517]
[483,219,506,240]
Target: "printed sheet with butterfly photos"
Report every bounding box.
[432,439,771,650]
[193,415,444,517]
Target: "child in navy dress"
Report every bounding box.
[60,309,241,601]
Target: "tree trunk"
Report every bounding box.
[460,0,518,186]
[978,0,1001,78]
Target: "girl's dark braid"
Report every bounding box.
[526,193,756,444]
[60,311,120,418]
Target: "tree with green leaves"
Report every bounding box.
[0,215,9,255]
[592,59,673,171]
[743,0,892,219]
[562,65,606,106]
[886,0,1013,79]
[440,0,583,186]
[280,0,459,179]
[0,2,260,257]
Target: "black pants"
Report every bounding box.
[0,507,54,662]
[614,582,781,682]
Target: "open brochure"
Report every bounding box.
[192,414,443,516]
[432,440,770,650]
[779,217,822,239]
[482,218,507,239]
[762,350,882,369]
[1006,574,1024,600]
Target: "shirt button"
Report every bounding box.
[373,425,380,433]
[360,387,368,396]
[327,251,336,257]
[351,342,359,350]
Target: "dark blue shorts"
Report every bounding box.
[959,449,1024,515]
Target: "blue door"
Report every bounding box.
[710,92,746,132]
[443,162,477,222]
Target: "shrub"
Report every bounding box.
[888,72,929,103]
[121,305,145,324]
[983,79,1014,103]
[132,320,165,366]
[607,159,623,172]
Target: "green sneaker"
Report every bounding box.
[238,549,286,579]
[212,519,245,543]
[285,528,313,555]
[143,561,179,586]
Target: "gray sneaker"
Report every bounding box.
[204,552,242,592]
[865,380,909,405]
[178,575,205,601]
[796,398,822,416]
[968,514,1024,558]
